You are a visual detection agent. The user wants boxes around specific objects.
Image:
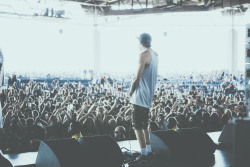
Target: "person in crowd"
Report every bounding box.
[114,126,126,141]
[149,121,159,132]
[157,113,168,131]
[166,117,179,131]
[0,69,246,154]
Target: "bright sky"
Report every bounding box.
[0,10,248,75]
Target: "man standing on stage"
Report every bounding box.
[129,33,159,165]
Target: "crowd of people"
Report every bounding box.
[0,71,246,153]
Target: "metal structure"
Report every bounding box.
[0,0,250,17]
[68,0,250,15]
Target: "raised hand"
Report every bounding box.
[88,102,98,113]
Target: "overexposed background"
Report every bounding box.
[0,11,248,75]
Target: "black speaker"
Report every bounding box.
[150,130,184,161]
[218,124,233,149]
[0,152,13,167]
[233,118,250,167]
[78,135,123,167]
[177,128,216,161]
[36,138,85,167]
[151,128,216,163]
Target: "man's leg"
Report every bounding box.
[129,105,154,166]
[142,129,152,154]
[134,129,147,156]
[143,129,150,145]
[129,105,149,165]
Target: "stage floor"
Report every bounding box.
[3,131,233,167]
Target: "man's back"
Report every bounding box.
[130,49,158,108]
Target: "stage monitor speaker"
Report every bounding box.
[0,152,13,167]
[150,130,183,161]
[78,135,123,167]
[218,124,233,148]
[151,128,216,163]
[177,127,216,152]
[233,118,250,167]
[36,138,84,167]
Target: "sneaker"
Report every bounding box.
[128,154,149,166]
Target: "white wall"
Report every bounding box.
[0,18,94,75]
[0,11,248,75]
[99,11,247,74]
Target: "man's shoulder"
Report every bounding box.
[140,49,158,56]
[140,50,149,55]
[139,51,149,59]
[151,49,158,57]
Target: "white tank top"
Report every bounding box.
[130,49,158,108]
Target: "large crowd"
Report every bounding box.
[0,71,246,153]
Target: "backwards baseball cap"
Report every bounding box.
[138,33,152,47]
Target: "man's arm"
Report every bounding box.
[129,53,148,96]
[78,102,97,122]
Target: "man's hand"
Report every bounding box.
[129,80,139,97]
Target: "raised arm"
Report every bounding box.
[106,99,118,115]
[78,102,97,123]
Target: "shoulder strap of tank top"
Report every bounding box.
[149,49,155,61]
